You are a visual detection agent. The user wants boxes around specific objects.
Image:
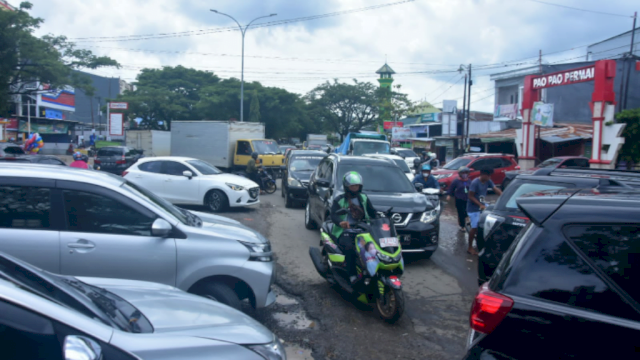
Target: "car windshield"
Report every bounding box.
[121,181,190,225]
[393,159,411,173]
[498,182,568,210]
[290,157,323,171]
[187,159,221,175]
[253,140,281,154]
[537,158,564,168]
[442,157,471,170]
[97,148,123,157]
[338,164,414,193]
[395,149,417,158]
[353,142,390,156]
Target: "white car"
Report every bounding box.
[363,154,415,181]
[390,147,420,172]
[124,156,260,212]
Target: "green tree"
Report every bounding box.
[616,108,640,163]
[377,84,413,122]
[249,90,261,123]
[1,2,119,115]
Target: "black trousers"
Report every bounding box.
[338,234,356,276]
[248,172,262,190]
[455,198,468,228]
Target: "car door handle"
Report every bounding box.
[67,242,95,249]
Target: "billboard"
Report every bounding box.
[37,84,75,112]
[532,102,554,127]
[392,127,411,141]
[383,121,403,130]
[442,100,457,113]
[109,113,124,136]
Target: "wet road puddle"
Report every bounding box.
[272,311,315,330]
[275,293,299,306]
[284,344,313,359]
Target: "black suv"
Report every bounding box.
[464,188,640,359]
[477,167,640,285]
[281,150,327,208]
[94,146,143,175]
[304,154,440,257]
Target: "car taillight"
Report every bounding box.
[94,159,101,164]
[515,166,521,170]
[470,283,513,334]
[116,156,126,165]
[122,171,129,177]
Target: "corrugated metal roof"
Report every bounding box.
[470,123,593,141]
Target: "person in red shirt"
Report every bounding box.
[69,152,89,169]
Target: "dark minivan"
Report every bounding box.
[281,150,326,208]
[464,188,640,359]
[94,146,143,175]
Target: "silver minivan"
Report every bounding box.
[0,163,275,310]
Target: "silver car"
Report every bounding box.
[0,163,275,310]
[0,252,286,360]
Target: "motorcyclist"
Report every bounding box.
[246,152,263,192]
[413,163,440,190]
[330,171,377,283]
[69,152,89,169]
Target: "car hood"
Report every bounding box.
[77,277,273,345]
[363,192,432,212]
[185,215,269,244]
[187,210,242,226]
[203,173,258,188]
[290,170,314,181]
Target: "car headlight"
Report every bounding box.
[226,183,245,191]
[248,337,286,360]
[239,241,273,262]
[483,214,505,238]
[287,177,302,187]
[420,207,439,223]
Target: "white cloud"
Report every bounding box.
[24,0,637,112]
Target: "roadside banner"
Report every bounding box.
[18,122,69,134]
[532,102,554,127]
[109,113,124,136]
[383,121,403,130]
[392,127,411,141]
[494,104,518,120]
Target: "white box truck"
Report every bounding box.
[171,121,267,169]
[125,130,171,157]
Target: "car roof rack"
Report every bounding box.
[533,167,640,187]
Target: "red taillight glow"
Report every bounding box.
[515,166,521,170]
[116,156,126,165]
[122,171,129,177]
[470,283,513,334]
[94,159,101,164]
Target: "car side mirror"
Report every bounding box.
[183,170,193,179]
[151,218,172,237]
[316,179,330,188]
[414,183,424,192]
[64,335,102,360]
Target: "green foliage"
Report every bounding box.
[249,90,261,123]
[0,2,119,115]
[615,108,640,162]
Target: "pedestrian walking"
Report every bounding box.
[466,168,502,255]
[446,166,471,232]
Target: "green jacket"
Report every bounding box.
[247,158,257,174]
[330,193,376,239]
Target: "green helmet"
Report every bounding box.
[343,171,363,193]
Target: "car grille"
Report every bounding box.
[300,180,309,187]
[249,187,259,199]
[387,213,412,227]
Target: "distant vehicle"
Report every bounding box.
[124,156,260,212]
[477,167,640,286]
[0,252,284,360]
[0,142,25,157]
[281,150,326,207]
[0,163,276,311]
[305,154,440,257]
[502,156,590,189]
[125,129,171,157]
[364,153,414,181]
[305,134,329,149]
[431,153,519,190]
[335,132,388,155]
[307,144,323,151]
[94,146,144,175]
[0,154,66,166]
[390,147,420,171]
[464,188,640,360]
[279,144,296,154]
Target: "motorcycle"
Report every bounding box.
[309,208,405,323]
[235,168,277,194]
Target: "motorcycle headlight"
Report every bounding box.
[420,207,439,223]
[483,214,505,239]
[247,337,286,360]
[239,241,273,262]
[287,177,302,187]
[226,183,245,191]
[377,252,393,263]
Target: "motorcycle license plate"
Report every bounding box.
[379,237,399,247]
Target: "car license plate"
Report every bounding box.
[380,237,399,247]
[402,235,411,244]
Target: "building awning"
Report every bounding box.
[541,135,583,143]
[480,137,515,143]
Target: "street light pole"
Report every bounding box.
[210,10,277,122]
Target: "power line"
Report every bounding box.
[430,76,465,103]
[70,0,416,43]
[524,0,633,18]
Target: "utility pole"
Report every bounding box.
[623,12,638,110]
[630,12,637,55]
[27,98,31,133]
[460,74,468,154]
[539,49,542,73]
[211,10,277,122]
[466,64,472,152]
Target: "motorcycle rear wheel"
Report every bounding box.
[264,180,277,194]
[375,287,405,324]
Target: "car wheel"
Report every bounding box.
[281,185,285,198]
[194,282,242,311]
[305,202,317,230]
[284,189,293,208]
[205,190,228,212]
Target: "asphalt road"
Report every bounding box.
[197,183,488,360]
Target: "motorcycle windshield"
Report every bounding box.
[369,218,399,252]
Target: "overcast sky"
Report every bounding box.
[22,0,638,112]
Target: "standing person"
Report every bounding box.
[69,152,89,169]
[246,152,263,192]
[447,166,471,232]
[466,168,502,255]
